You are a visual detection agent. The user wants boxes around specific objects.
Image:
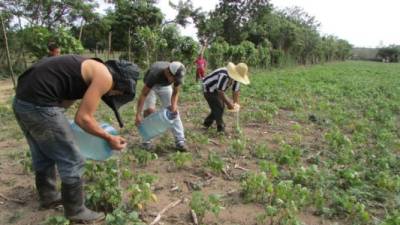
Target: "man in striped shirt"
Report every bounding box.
[202,62,250,132]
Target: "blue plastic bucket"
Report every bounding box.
[70,121,117,161]
[138,108,176,142]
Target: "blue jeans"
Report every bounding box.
[13,98,84,184]
[143,85,185,144]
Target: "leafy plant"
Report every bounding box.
[127,173,158,210]
[276,144,302,166]
[381,211,400,225]
[132,148,158,166]
[84,160,122,211]
[259,161,279,179]
[105,208,145,225]
[241,172,271,203]
[190,192,224,223]
[19,151,32,174]
[253,143,271,159]
[169,151,192,169]
[205,152,225,174]
[43,216,70,225]
[228,138,247,157]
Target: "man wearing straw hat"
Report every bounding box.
[202,62,250,132]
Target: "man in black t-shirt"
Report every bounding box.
[13,55,139,223]
[135,61,187,151]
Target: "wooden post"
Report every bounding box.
[17,16,27,69]
[108,31,112,60]
[0,14,16,89]
[78,19,84,42]
[128,27,131,62]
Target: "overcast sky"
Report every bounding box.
[101,0,400,48]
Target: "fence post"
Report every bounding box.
[0,13,16,89]
[108,31,112,60]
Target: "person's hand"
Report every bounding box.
[227,103,240,112]
[108,135,127,151]
[135,115,143,127]
[227,102,235,110]
[234,103,241,111]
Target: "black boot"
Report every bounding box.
[61,181,105,223]
[35,167,62,209]
[217,124,225,133]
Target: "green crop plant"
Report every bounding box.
[324,127,352,151]
[127,173,158,210]
[258,180,311,225]
[241,172,272,203]
[381,211,400,225]
[205,152,225,174]
[292,165,321,188]
[259,103,279,123]
[84,159,122,211]
[105,208,145,225]
[258,161,279,179]
[131,148,158,166]
[19,151,32,174]
[331,193,371,224]
[169,151,192,169]
[252,143,271,159]
[190,192,208,220]
[190,192,224,223]
[291,123,303,132]
[276,144,302,166]
[43,216,70,225]
[187,131,209,145]
[228,137,247,157]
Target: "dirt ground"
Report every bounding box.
[0,78,334,225]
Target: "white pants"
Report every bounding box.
[143,85,185,144]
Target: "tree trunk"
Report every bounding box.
[108,31,112,60]
[78,19,84,42]
[1,14,16,89]
[128,27,131,62]
[17,16,27,69]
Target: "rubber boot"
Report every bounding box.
[217,124,225,133]
[61,181,105,223]
[35,167,62,209]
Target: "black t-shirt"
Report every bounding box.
[16,55,88,106]
[143,61,173,88]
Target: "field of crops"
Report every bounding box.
[0,61,399,225]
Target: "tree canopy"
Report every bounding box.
[1,0,357,75]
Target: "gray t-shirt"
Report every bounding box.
[144,61,174,88]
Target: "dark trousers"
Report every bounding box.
[203,92,225,131]
[13,98,84,185]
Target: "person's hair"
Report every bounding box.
[47,42,59,51]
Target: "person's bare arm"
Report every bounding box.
[135,85,152,126]
[233,91,239,104]
[218,90,235,109]
[171,85,180,112]
[75,61,126,150]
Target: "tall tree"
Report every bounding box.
[110,0,163,51]
[0,0,98,30]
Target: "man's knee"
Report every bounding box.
[57,157,85,184]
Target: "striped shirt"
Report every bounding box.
[202,68,240,93]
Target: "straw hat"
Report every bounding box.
[226,62,250,85]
